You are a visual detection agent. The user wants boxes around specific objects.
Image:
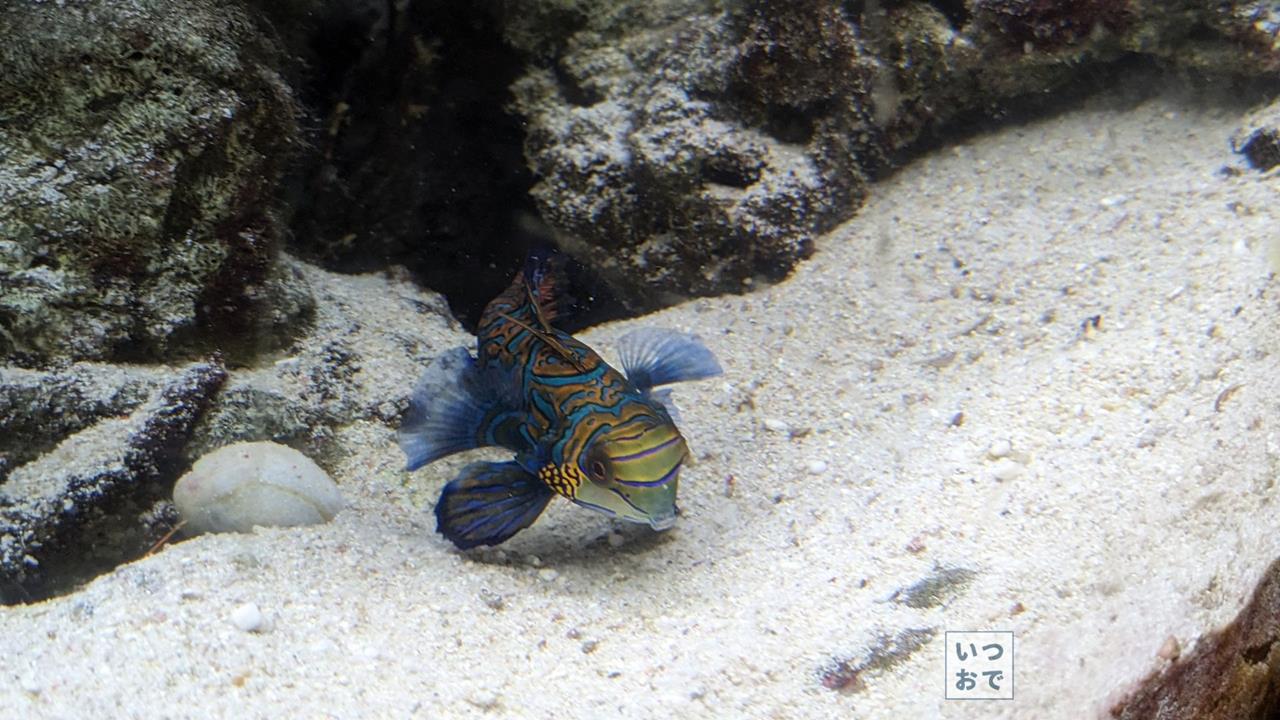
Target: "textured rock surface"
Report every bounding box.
[0,0,309,364]
[0,256,459,602]
[1233,96,1280,171]
[1110,557,1280,719]
[506,0,1280,311]
[184,257,467,468]
[7,0,1280,352]
[0,361,225,601]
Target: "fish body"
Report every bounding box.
[398,255,722,549]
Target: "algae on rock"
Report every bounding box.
[0,0,311,364]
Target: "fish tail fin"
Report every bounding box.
[435,461,554,548]
[398,347,497,470]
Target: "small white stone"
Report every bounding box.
[987,439,1012,459]
[174,442,345,536]
[538,568,559,582]
[19,672,41,695]
[230,602,266,633]
[762,418,790,433]
[466,691,500,710]
[806,459,828,475]
[607,532,625,548]
[991,458,1023,482]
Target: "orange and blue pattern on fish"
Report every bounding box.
[397,254,722,549]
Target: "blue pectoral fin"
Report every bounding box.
[398,347,520,471]
[435,461,554,549]
[616,327,723,392]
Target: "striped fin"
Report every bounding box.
[397,347,519,471]
[616,327,723,392]
[435,461,553,549]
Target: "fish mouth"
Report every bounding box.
[647,512,677,532]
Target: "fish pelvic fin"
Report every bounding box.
[616,327,723,392]
[398,347,518,471]
[435,461,554,549]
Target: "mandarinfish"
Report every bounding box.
[398,254,722,549]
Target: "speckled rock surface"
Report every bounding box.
[0,0,309,364]
[184,257,468,469]
[0,257,460,601]
[0,361,225,602]
[505,0,1280,311]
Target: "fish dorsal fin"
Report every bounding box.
[616,327,723,392]
[497,310,589,372]
[522,250,569,327]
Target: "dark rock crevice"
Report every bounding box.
[285,1,541,331]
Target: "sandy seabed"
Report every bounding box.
[4,83,1280,719]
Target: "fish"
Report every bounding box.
[397,254,723,549]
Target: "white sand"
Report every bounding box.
[4,85,1279,718]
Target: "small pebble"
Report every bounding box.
[230,602,266,633]
[806,459,828,475]
[466,691,500,710]
[762,417,790,433]
[607,532,625,548]
[991,458,1023,482]
[538,568,559,582]
[987,439,1012,459]
[581,639,599,654]
[1157,635,1180,661]
[479,588,504,610]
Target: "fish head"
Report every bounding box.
[572,418,689,531]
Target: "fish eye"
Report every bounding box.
[590,461,607,480]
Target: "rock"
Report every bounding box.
[762,418,790,434]
[0,361,226,602]
[229,602,267,633]
[1232,97,1280,171]
[1109,557,1280,719]
[173,442,344,535]
[0,0,309,364]
[509,1,862,313]
[183,259,466,467]
[500,0,1280,311]
[991,458,1023,482]
[0,364,154,473]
